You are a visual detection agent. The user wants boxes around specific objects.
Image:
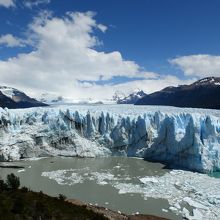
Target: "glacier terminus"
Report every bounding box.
[0,104,220,173]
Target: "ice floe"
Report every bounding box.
[41,166,220,219]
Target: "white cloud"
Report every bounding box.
[170,55,220,78]
[0,0,51,9]
[71,75,195,100]
[0,11,193,100]
[0,34,26,47]
[0,0,15,8]
[23,0,50,8]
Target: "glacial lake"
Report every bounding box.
[0,156,182,220]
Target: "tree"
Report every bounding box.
[6,173,20,190]
[0,179,7,191]
[20,186,28,193]
[58,194,66,201]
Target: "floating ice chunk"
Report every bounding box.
[182,207,191,219]
[192,209,203,220]
[41,167,220,219]
[42,169,84,185]
[90,172,116,185]
[17,169,25,173]
[173,202,181,210]
[169,206,178,214]
[183,197,208,210]
[114,183,143,194]
[182,208,203,220]
[140,177,159,184]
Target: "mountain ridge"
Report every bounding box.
[135,77,220,109]
[0,86,48,109]
[117,90,147,104]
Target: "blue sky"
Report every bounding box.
[0,0,219,99]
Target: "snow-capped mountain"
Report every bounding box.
[117,90,147,104]
[136,77,220,109]
[112,91,126,102]
[193,76,220,86]
[37,93,69,105]
[37,93,115,105]
[0,86,48,109]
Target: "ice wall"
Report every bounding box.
[0,106,219,173]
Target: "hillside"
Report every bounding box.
[0,86,48,109]
[136,77,220,109]
[117,90,147,104]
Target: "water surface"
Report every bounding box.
[0,157,183,219]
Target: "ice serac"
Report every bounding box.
[0,106,220,173]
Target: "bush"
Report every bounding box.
[6,173,20,190]
[58,194,67,201]
[0,179,7,191]
[20,186,29,193]
[39,190,44,198]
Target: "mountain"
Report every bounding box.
[117,90,147,104]
[0,86,48,109]
[37,93,67,105]
[135,77,220,109]
[112,91,126,103]
[37,93,116,105]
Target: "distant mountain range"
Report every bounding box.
[112,91,126,103]
[37,93,115,105]
[0,86,48,109]
[37,93,67,105]
[1,77,220,109]
[135,77,220,109]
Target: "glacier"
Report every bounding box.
[0,104,220,173]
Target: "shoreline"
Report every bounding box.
[67,199,169,220]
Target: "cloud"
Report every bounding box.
[23,0,50,8]
[72,75,195,100]
[169,55,220,78]
[0,11,193,100]
[0,0,51,9]
[0,0,15,8]
[0,34,26,47]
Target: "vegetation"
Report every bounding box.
[6,173,20,190]
[58,193,67,201]
[0,174,107,220]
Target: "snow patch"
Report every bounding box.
[0,86,16,99]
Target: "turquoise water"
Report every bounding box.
[209,172,220,178]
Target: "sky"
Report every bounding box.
[0,0,220,100]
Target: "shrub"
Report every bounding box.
[6,173,20,190]
[0,179,7,191]
[20,186,29,193]
[58,194,67,201]
[38,190,44,198]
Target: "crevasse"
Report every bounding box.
[0,106,219,173]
